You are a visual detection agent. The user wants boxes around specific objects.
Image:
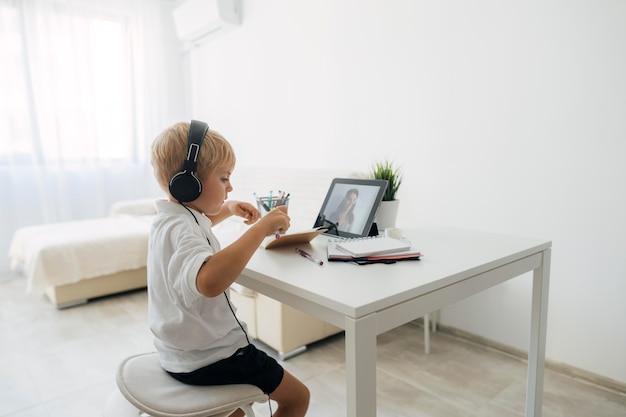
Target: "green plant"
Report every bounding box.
[370,159,402,201]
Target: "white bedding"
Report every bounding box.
[9,215,154,292]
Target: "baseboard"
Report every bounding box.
[413,319,626,395]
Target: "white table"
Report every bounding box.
[234,227,551,417]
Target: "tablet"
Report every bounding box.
[313,178,388,238]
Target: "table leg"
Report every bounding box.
[424,313,430,354]
[526,249,551,417]
[345,314,377,417]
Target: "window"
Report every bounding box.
[0,1,142,164]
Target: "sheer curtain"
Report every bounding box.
[0,0,185,272]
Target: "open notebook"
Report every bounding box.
[262,227,327,249]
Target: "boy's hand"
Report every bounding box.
[260,205,290,236]
[229,201,260,225]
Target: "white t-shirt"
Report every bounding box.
[148,200,248,373]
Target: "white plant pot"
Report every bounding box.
[375,199,399,232]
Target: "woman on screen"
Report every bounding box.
[328,188,359,233]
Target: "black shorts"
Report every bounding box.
[167,344,284,394]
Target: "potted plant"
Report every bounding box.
[370,159,403,231]
[371,159,403,201]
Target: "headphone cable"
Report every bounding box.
[180,202,251,344]
[317,215,340,236]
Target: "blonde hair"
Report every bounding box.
[151,121,236,195]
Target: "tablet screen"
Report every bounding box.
[313,178,387,238]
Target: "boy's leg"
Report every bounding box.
[228,408,245,417]
[268,370,310,417]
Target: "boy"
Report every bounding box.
[148,121,310,417]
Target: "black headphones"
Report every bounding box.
[169,120,209,202]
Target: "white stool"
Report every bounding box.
[104,352,269,417]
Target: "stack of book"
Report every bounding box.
[327,236,421,265]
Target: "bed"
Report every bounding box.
[8,199,156,308]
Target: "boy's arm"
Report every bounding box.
[196,206,289,297]
[207,200,259,225]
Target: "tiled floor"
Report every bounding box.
[1,271,624,417]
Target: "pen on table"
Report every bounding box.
[268,190,273,210]
[295,247,324,266]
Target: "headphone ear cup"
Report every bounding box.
[169,171,202,202]
[170,120,208,203]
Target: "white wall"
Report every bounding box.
[184,0,626,384]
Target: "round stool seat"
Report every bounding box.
[112,352,268,417]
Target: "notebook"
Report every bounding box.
[334,236,411,257]
[327,237,421,264]
[263,227,327,249]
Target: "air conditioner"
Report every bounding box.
[172,0,242,48]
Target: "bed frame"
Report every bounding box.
[44,267,147,308]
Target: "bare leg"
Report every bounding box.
[268,370,310,417]
[228,408,245,417]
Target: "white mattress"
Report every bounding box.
[9,215,154,292]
